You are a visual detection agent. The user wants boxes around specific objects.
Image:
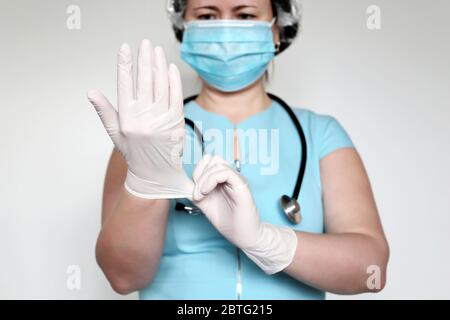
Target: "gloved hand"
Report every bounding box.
[87,39,194,199]
[192,154,298,275]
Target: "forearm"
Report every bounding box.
[95,187,170,294]
[283,231,389,294]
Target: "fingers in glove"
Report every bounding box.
[192,154,232,200]
[193,154,229,183]
[153,46,169,111]
[192,153,213,183]
[193,161,246,201]
[168,64,183,115]
[136,39,153,102]
[87,90,123,147]
[193,164,230,201]
[201,155,247,190]
[117,43,134,114]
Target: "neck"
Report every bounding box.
[195,79,272,125]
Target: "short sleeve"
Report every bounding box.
[316,114,355,159]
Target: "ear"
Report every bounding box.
[272,23,281,52]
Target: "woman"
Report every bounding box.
[87,0,389,299]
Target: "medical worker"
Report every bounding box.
[87,0,389,299]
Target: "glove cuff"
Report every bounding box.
[124,169,193,199]
[242,222,298,275]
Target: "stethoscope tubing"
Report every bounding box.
[181,93,307,224]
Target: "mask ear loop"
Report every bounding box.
[270,17,281,53]
[270,17,277,27]
[268,16,278,83]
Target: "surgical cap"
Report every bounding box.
[166,0,302,54]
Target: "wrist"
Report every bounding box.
[124,169,159,199]
[124,169,194,199]
[242,222,298,275]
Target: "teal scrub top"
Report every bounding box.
[139,98,355,300]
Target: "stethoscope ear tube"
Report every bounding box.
[178,93,307,225]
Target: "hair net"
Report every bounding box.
[166,0,302,54]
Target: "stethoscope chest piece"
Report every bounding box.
[280,195,302,224]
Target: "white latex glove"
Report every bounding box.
[87,40,194,199]
[192,154,298,275]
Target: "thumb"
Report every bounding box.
[193,163,247,201]
[87,90,122,147]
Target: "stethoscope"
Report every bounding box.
[175,93,307,225]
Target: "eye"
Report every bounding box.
[198,14,216,20]
[238,13,256,20]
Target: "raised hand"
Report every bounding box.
[87,40,194,199]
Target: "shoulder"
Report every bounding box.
[290,106,356,160]
[291,106,341,130]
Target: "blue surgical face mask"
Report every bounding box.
[180,19,276,92]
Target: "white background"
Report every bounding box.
[1,0,449,299]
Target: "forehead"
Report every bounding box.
[187,0,268,9]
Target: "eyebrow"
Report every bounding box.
[193,5,257,11]
[193,6,218,11]
[232,5,257,11]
